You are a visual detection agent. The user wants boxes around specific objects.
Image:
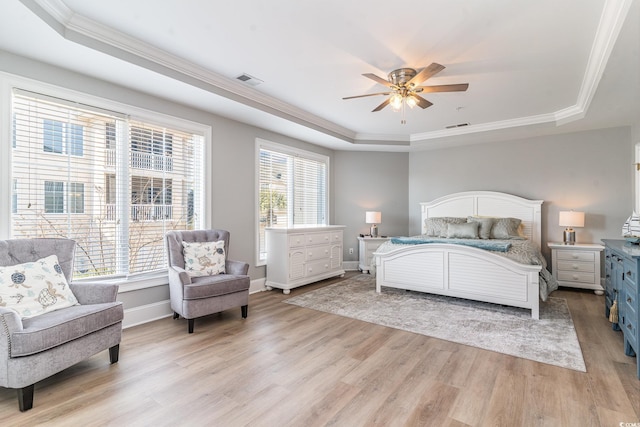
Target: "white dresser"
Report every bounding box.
[265,226,345,294]
[358,236,390,273]
[548,242,604,294]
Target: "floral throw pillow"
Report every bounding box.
[182,241,226,277]
[0,255,79,319]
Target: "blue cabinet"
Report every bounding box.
[603,239,640,379]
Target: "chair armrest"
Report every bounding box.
[168,266,192,285]
[0,308,23,362]
[226,259,249,276]
[0,308,23,334]
[69,282,119,304]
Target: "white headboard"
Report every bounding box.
[420,191,543,249]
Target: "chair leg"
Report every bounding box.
[109,344,120,364]
[18,384,34,412]
[188,318,195,334]
[173,312,179,319]
[241,305,248,318]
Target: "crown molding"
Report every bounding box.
[20,0,633,147]
[22,0,357,144]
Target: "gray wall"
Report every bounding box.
[334,151,410,263]
[408,127,633,264]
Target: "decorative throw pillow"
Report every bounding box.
[424,217,467,237]
[467,216,494,239]
[490,217,524,239]
[0,255,79,319]
[182,241,226,277]
[447,222,479,239]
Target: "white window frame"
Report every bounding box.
[255,138,330,266]
[0,72,212,291]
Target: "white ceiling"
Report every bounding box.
[1,0,638,151]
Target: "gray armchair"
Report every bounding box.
[165,229,250,333]
[0,238,123,411]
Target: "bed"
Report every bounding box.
[373,191,557,319]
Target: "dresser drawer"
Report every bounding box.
[306,259,331,276]
[623,260,638,286]
[623,282,638,318]
[288,234,306,248]
[558,271,596,285]
[306,245,330,261]
[622,314,638,350]
[306,232,332,246]
[557,260,595,273]
[557,251,595,262]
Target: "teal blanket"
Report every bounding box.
[390,237,512,252]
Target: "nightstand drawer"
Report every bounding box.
[557,251,595,262]
[558,271,596,284]
[557,260,595,273]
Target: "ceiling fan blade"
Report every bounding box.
[407,63,445,87]
[362,73,394,88]
[415,83,469,93]
[412,94,433,109]
[342,92,392,100]
[372,98,390,112]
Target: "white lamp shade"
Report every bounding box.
[365,211,382,224]
[559,211,585,228]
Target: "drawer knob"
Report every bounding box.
[572,264,579,270]
[628,324,633,330]
[571,254,579,259]
[627,270,632,276]
[628,297,633,303]
[572,274,579,280]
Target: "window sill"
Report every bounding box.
[73,272,169,293]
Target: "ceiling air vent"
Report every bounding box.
[236,73,263,86]
[445,123,470,129]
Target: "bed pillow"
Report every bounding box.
[447,222,479,239]
[182,240,226,277]
[0,254,79,319]
[467,216,494,239]
[424,217,467,237]
[490,217,524,239]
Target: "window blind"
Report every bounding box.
[257,143,328,261]
[11,91,204,279]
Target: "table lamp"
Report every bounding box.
[559,211,584,245]
[365,211,381,237]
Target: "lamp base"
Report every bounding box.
[563,228,575,245]
[370,225,378,237]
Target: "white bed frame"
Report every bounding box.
[374,191,544,319]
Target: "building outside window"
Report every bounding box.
[10,90,205,279]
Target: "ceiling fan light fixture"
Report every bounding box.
[389,93,403,111]
[406,96,418,109]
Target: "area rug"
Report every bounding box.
[284,274,586,372]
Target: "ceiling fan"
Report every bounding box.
[343,63,469,124]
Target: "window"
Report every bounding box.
[44,181,64,213]
[11,90,205,279]
[43,119,84,156]
[11,180,17,214]
[256,139,329,263]
[43,181,84,214]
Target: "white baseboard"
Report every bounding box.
[343,261,359,271]
[123,277,269,328]
[123,300,172,329]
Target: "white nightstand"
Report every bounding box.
[358,236,390,273]
[547,242,604,294]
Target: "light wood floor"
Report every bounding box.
[1,272,639,426]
